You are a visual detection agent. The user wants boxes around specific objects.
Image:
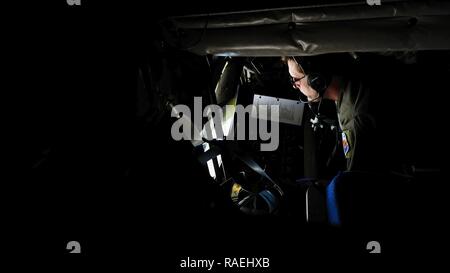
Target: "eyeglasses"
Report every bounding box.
[289,56,307,84]
[290,75,306,85]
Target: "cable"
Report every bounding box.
[308,97,323,118]
[183,15,210,50]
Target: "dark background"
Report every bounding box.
[9,0,445,270]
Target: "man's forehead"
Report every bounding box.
[288,60,305,76]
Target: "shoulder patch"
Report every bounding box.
[342,130,351,158]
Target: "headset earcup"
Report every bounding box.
[307,73,329,96]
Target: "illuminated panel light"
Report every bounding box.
[203,143,217,180]
[217,154,223,168]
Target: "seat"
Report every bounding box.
[326,171,412,229]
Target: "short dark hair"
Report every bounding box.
[282,54,354,77]
[281,56,294,64]
[281,56,313,74]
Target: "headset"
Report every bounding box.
[307,72,329,98]
[292,56,331,99]
[291,56,331,131]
